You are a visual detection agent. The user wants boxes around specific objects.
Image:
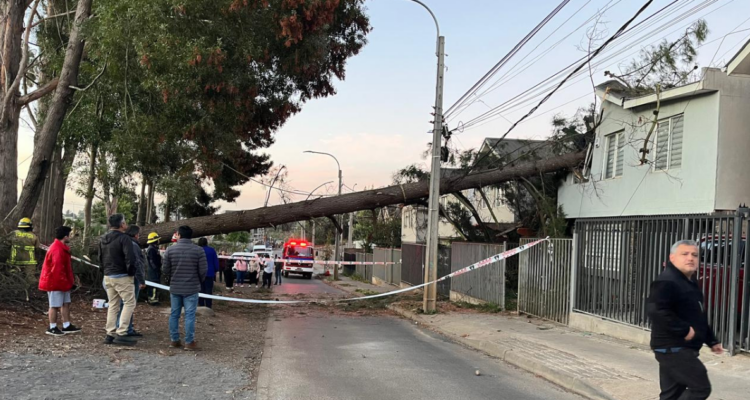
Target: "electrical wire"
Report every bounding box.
[220,162,334,198]
[443,0,573,119]
[461,0,661,177]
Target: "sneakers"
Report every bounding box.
[46,327,64,336]
[170,340,182,348]
[184,341,200,351]
[104,335,137,346]
[126,330,143,337]
[103,335,115,344]
[62,324,82,334]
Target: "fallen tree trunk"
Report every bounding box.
[91,150,584,249]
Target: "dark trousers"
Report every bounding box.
[198,278,214,308]
[262,272,272,288]
[655,349,711,400]
[146,267,161,304]
[217,270,223,283]
[223,269,234,288]
[274,269,282,284]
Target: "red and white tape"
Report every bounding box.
[39,237,548,304]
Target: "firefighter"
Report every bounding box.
[5,218,40,301]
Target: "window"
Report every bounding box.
[653,114,684,171]
[604,131,624,179]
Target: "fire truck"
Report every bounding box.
[282,239,315,279]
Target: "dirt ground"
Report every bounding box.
[0,282,412,400]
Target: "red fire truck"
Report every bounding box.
[282,239,315,279]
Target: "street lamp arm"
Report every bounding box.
[409,0,440,38]
[303,150,341,171]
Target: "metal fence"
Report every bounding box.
[373,248,401,286]
[355,252,373,282]
[401,243,451,297]
[450,242,506,308]
[574,210,750,355]
[518,238,573,324]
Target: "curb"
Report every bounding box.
[387,304,616,400]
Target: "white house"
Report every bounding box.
[401,138,546,243]
[558,41,750,218]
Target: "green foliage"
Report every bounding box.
[353,209,401,252]
[453,301,503,313]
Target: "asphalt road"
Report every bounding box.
[269,274,345,296]
[257,314,581,400]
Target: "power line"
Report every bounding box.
[443,0,573,119]
[462,0,661,177]
[220,162,333,198]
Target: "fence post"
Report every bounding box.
[728,207,748,355]
[570,231,579,315]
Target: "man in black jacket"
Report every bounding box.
[647,240,723,400]
[99,213,138,346]
[146,232,162,305]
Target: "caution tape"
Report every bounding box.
[38,237,548,305]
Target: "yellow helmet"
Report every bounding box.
[18,217,32,228]
[147,232,161,244]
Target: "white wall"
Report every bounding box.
[558,92,720,218]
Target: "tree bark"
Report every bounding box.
[145,179,154,224]
[0,0,26,219]
[7,0,92,228]
[106,150,584,248]
[82,142,97,245]
[136,179,146,226]
[451,191,493,242]
[163,193,171,223]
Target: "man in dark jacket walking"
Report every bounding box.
[163,226,207,351]
[647,240,723,400]
[146,232,162,305]
[99,214,138,346]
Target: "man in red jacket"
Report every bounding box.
[39,226,82,336]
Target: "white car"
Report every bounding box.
[230,251,270,263]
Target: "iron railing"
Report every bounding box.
[519,238,573,324]
[373,248,401,286]
[450,242,507,308]
[401,243,451,297]
[574,210,750,355]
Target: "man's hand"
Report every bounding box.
[139,284,146,290]
[685,327,695,341]
[711,344,723,354]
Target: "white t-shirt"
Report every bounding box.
[263,259,274,274]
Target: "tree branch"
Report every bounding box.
[4,0,41,106]
[18,77,59,105]
[30,9,77,28]
[69,62,107,91]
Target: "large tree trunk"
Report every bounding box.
[8,0,92,228]
[163,193,171,223]
[31,140,74,244]
[136,179,146,225]
[146,179,155,224]
[110,151,585,248]
[82,143,97,245]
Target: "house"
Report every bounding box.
[401,138,546,243]
[558,42,750,218]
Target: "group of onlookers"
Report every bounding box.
[222,253,282,290]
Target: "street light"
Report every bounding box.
[305,180,333,245]
[408,0,445,313]
[304,150,343,280]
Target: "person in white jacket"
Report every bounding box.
[248,255,261,288]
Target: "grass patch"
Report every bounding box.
[348,273,370,283]
[453,301,503,313]
[354,288,379,296]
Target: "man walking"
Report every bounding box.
[261,254,274,288]
[163,226,206,351]
[38,226,81,336]
[99,214,138,346]
[146,232,162,305]
[198,238,218,308]
[647,240,722,400]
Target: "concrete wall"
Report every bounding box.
[708,69,750,210]
[568,312,651,346]
[558,91,720,218]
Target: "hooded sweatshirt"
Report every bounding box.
[98,230,136,277]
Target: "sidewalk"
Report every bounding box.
[389,304,750,400]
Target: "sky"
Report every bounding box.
[15,0,750,215]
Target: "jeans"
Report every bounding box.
[262,272,272,288]
[169,293,199,344]
[655,349,711,400]
[116,282,140,334]
[236,270,246,285]
[199,278,214,308]
[275,270,282,284]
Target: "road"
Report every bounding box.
[271,274,345,295]
[257,312,581,400]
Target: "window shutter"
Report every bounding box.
[605,134,616,179]
[616,133,625,177]
[654,120,669,170]
[669,115,683,169]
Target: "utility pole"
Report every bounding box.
[411,0,444,313]
[347,212,354,248]
[304,151,342,280]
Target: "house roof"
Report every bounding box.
[595,75,717,109]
